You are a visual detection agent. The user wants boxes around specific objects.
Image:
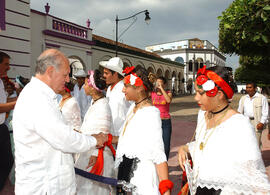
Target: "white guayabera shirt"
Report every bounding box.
[13,77,97,195]
[106,80,131,136]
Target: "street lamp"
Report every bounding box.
[192,52,196,93]
[115,10,151,56]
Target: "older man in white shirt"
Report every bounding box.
[238,82,269,147]
[99,57,131,136]
[13,49,107,195]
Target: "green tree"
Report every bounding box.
[218,0,270,56]
[234,56,270,84]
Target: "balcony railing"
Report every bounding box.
[52,19,88,39]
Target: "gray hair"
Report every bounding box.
[35,50,65,75]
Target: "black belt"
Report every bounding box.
[249,117,255,120]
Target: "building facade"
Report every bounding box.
[0,0,184,93]
[146,38,226,92]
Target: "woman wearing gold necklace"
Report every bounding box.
[178,66,270,195]
[115,66,173,195]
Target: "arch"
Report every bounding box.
[136,61,145,68]
[147,66,155,74]
[156,68,163,77]
[172,71,177,78]
[147,63,156,74]
[165,70,170,80]
[68,55,86,77]
[197,57,204,69]
[99,55,112,61]
[122,58,132,68]
[174,56,184,64]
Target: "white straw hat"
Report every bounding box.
[73,69,87,78]
[99,57,124,76]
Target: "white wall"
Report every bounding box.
[0,0,31,78]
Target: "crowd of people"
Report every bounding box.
[0,49,269,195]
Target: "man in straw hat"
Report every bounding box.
[99,57,131,136]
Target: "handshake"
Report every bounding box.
[92,133,109,148]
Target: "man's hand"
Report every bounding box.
[86,155,97,169]
[92,133,108,148]
[256,123,264,131]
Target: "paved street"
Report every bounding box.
[168,94,270,195]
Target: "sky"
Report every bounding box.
[31,0,239,70]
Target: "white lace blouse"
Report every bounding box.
[60,97,82,130]
[188,110,270,195]
[115,104,167,194]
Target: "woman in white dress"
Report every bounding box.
[115,66,173,195]
[178,65,270,195]
[59,82,81,131]
[75,69,115,195]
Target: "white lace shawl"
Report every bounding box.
[80,98,112,135]
[115,104,167,168]
[60,97,82,130]
[188,110,270,195]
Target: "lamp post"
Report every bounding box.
[115,10,151,56]
[192,52,196,93]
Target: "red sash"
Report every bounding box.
[89,134,115,175]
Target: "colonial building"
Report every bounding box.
[0,0,184,92]
[145,38,226,92]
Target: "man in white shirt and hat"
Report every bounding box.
[238,81,269,147]
[99,57,131,136]
[73,69,91,120]
[13,49,108,195]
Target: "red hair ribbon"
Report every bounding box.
[124,68,147,90]
[206,71,233,99]
[196,66,233,99]
[64,86,71,93]
[89,134,115,175]
[122,66,135,75]
[159,179,174,194]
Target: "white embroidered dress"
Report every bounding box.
[60,97,81,130]
[187,110,270,195]
[75,97,115,195]
[116,104,167,195]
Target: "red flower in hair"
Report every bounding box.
[196,75,208,86]
[206,86,218,97]
[122,66,135,75]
